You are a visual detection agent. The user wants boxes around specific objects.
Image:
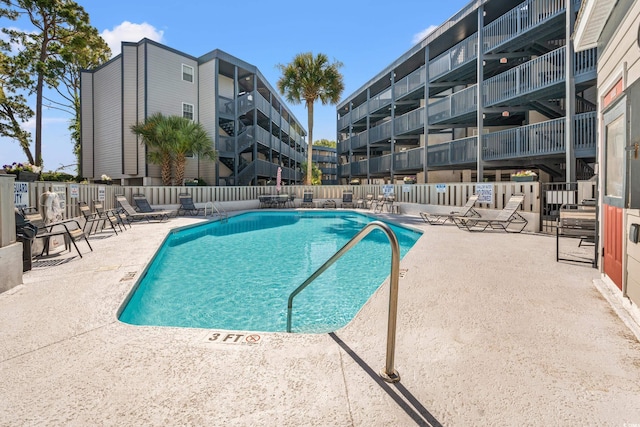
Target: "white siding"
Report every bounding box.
[218,75,234,99]
[598,3,640,89]
[146,44,198,117]
[93,59,122,179]
[80,71,94,178]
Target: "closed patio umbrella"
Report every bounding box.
[276,166,282,193]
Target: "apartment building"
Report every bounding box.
[81,39,307,186]
[337,0,597,185]
[311,146,338,185]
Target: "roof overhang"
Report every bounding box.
[573,0,618,51]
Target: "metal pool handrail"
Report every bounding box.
[204,201,228,222]
[286,220,402,383]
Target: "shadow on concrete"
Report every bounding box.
[329,332,442,427]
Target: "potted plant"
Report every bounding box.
[511,170,537,182]
[185,178,199,187]
[3,162,41,182]
[403,176,417,184]
[349,178,361,185]
[97,174,113,185]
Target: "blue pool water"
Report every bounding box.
[119,211,421,333]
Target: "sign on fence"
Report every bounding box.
[69,184,79,199]
[435,183,446,193]
[382,184,394,197]
[98,186,106,201]
[13,181,29,208]
[52,184,67,212]
[476,183,493,204]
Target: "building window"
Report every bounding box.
[182,103,194,120]
[182,64,194,83]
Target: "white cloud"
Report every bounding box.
[412,25,438,45]
[100,21,164,57]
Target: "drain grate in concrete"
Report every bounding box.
[399,268,408,278]
[120,272,137,282]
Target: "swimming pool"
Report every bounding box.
[118,211,422,333]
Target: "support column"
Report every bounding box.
[390,71,396,182]
[214,58,220,186]
[476,4,485,182]
[366,88,371,184]
[233,66,239,184]
[565,0,576,182]
[423,46,430,183]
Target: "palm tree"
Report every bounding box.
[130,113,173,185]
[277,53,344,185]
[131,113,217,185]
[172,118,217,185]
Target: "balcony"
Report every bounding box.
[429,33,478,82]
[427,112,596,167]
[483,0,566,53]
[394,107,425,135]
[394,147,424,173]
[394,66,427,100]
[428,85,478,124]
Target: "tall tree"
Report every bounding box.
[314,138,336,148]
[0,46,34,163]
[277,53,344,185]
[0,0,109,167]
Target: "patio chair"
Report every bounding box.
[300,191,315,208]
[115,195,169,222]
[17,207,93,258]
[420,195,480,225]
[94,200,130,230]
[341,190,354,208]
[132,194,172,220]
[454,194,527,233]
[79,201,119,235]
[178,193,205,216]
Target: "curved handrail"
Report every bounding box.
[286,220,402,383]
[204,201,228,222]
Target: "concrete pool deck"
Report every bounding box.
[1,211,640,426]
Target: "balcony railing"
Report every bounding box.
[484,46,565,106]
[351,159,369,176]
[351,130,368,150]
[483,0,566,52]
[394,107,425,135]
[428,85,478,123]
[369,154,392,174]
[426,113,596,167]
[394,66,427,99]
[393,147,424,172]
[369,87,393,113]
[429,33,478,81]
[368,120,392,144]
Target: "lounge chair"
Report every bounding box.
[132,194,172,220]
[178,193,205,216]
[341,190,354,208]
[420,195,480,225]
[17,207,93,258]
[300,191,315,208]
[322,200,337,209]
[94,200,130,230]
[454,194,527,233]
[115,195,169,222]
[79,201,119,235]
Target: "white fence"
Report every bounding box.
[17,181,545,220]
